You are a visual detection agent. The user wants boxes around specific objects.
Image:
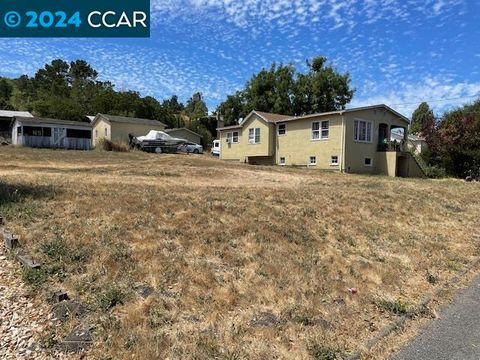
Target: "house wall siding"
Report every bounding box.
[92,118,111,146]
[220,115,274,162]
[343,108,409,174]
[276,115,343,169]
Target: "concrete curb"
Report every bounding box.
[347,255,480,360]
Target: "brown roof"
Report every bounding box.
[216,124,242,131]
[279,105,410,124]
[97,114,166,127]
[14,116,92,128]
[218,105,409,132]
[254,111,292,123]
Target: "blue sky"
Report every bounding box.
[0,0,479,117]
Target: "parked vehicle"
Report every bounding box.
[129,131,187,153]
[178,142,203,154]
[211,140,220,157]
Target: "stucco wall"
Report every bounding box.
[92,119,111,146]
[276,115,343,169]
[344,108,410,174]
[376,152,398,177]
[220,114,274,162]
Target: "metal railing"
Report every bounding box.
[377,140,406,152]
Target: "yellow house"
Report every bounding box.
[91,114,166,146]
[217,105,425,178]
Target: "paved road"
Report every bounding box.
[393,275,480,360]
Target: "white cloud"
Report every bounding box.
[350,77,480,116]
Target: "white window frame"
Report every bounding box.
[364,157,373,167]
[226,131,239,144]
[248,128,261,144]
[278,123,287,136]
[279,157,286,166]
[331,156,339,166]
[312,120,329,140]
[354,119,373,143]
[309,156,317,166]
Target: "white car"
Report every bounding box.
[178,142,203,154]
[211,140,220,157]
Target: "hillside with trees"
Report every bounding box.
[0,59,213,145]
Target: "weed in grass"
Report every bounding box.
[97,285,127,311]
[195,335,221,359]
[39,325,58,349]
[310,344,344,360]
[41,238,68,261]
[427,272,439,285]
[147,305,173,329]
[376,298,411,315]
[223,351,242,360]
[21,267,49,288]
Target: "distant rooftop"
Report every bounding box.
[97,114,166,127]
[0,110,33,118]
[14,116,92,128]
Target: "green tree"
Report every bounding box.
[299,56,354,114]
[10,75,36,111]
[68,60,98,83]
[0,78,13,109]
[428,99,480,177]
[215,92,245,126]
[185,92,208,120]
[161,95,185,128]
[216,56,355,124]
[34,59,70,96]
[243,63,295,115]
[33,96,84,121]
[411,102,435,135]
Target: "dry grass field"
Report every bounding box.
[1,147,479,359]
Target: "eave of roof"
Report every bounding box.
[165,128,203,138]
[217,125,242,131]
[0,110,33,118]
[254,111,292,123]
[277,104,410,125]
[95,113,166,127]
[14,117,92,127]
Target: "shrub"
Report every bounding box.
[424,165,447,179]
[427,272,439,285]
[376,298,411,315]
[310,344,344,360]
[41,238,90,264]
[22,267,49,287]
[41,238,67,261]
[97,285,127,311]
[97,138,129,152]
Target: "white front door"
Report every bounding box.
[53,128,66,148]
